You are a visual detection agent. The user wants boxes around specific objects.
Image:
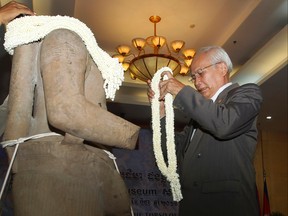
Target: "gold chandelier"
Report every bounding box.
[113,15,196,82]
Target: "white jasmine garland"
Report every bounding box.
[4,15,124,100]
[151,67,183,202]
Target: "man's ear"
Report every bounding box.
[220,62,228,76]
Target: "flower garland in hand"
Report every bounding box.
[151,67,183,202]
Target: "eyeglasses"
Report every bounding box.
[190,62,222,81]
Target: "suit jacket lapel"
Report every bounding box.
[182,120,196,155]
[185,128,203,156]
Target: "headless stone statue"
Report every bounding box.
[3,16,140,216]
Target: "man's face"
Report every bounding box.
[191,53,226,99]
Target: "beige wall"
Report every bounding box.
[254,129,288,215]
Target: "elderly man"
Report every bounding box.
[147,46,262,216]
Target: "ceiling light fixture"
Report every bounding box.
[113,15,195,82]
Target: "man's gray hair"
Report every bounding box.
[194,46,233,73]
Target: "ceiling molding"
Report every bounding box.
[231,25,288,85]
[215,0,261,46]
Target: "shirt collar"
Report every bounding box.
[210,82,233,102]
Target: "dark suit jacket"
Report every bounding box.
[161,83,262,216]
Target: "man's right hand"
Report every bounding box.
[147,79,166,118]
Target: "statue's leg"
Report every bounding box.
[12,136,131,216]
